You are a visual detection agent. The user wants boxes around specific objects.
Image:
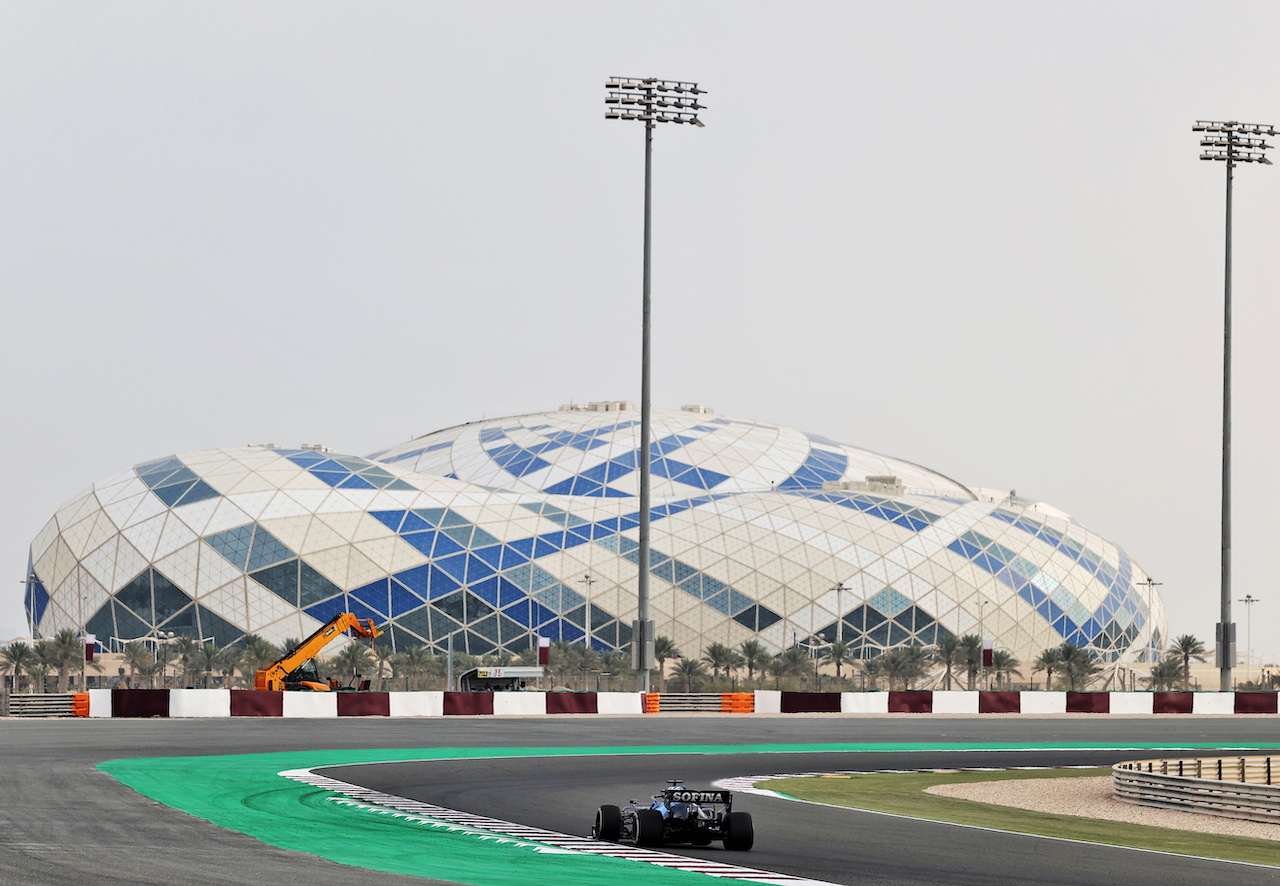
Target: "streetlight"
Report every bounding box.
[1194,119,1275,691]
[606,76,706,692]
[1237,594,1260,683]
[830,581,849,645]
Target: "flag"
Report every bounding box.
[982,637,994,668]
[85,633,96,662]
[537,635,550,666]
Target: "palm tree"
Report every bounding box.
[1032,647,1062,690]
[192,642,221,688]
[881,646,932,690]
[1145,657,1182,691]
[1,641,34,693]
[934,636,962,690]
[44,629,83,693]
[122,641,153,688]
[820,641,852,687]
[333,643,372,687]
[991,650,1021,688]
[1059,643,1100,690]
[172,635,200,688]
[372,642,397,691]
[653,636,679,692]
[671,657,706,692]
[780,646,811,686]
[738,640,770,685]
[218,646,243,687]
[30,642,57,693]
[396,644,433,690]
[767,657,789,691]
[152,640,176,689]
[860,655,885,691]
[959,634,983,690]
[1167,635,1208,690]
[701,642,735,682]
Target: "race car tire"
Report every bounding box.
[594,805,622,842]
[723,811,754,851]
[634,809,665,847]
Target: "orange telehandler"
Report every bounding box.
[254,612,383,691]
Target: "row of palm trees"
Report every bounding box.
[0,629,1225,694]
[653,635,1034,692]
[0,629,91,693]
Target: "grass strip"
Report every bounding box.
[760,769,1280,867]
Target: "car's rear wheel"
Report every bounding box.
[634,809,665,847]
[722,811,753,851]
[594,805,621,842]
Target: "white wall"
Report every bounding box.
[1110,692,1153,714]
[1019,691,1067,714]
[282,692,338,718]
[841,692,889,713]
[754,690,781,713]
[493,691,546,715]
[169,688,230,718]
[87,688,112,718]
[932,691,979,714]
[388,691,444,717]
[597,692,643,714]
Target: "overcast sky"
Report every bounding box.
[3,2,1278,669]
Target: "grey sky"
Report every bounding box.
[3,2,1278,670]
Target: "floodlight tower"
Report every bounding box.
[606,77,705,692]
[1194,119,1275,691]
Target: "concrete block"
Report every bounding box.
[282,691,338,718]
[842,692,889,713]
[169,689,231,718]
[388,691,443,718]
[931,691,979,714]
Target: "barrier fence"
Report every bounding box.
[7,688,1274,719]
[1114,756,1280,824]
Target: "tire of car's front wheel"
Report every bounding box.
[722,811,753,851]
[594,805,622,842]
[634,809,665,846]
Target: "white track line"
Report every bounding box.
[280,767,836,886]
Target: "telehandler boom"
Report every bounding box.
[254,612,383,691]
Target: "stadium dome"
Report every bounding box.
[24,403,1166,667]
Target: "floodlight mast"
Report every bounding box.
[1193,120,1275,691]
[606,77,705,692]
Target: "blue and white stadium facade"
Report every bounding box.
[24,403,1166,664]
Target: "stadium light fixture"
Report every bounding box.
[606,76,705,692]
[1194,120,1275,691]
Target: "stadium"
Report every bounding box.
[23,403,1167,671]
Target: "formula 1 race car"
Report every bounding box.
[592,781,753,851]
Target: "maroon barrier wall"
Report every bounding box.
[444,692,494,715]
[1153,692,1194,714]
[1234,692,1279,714]
[1066,692,1109,713]
[978,691,1020,713]
[888,691,933,713]
[111,689,170,718]
[337,692,391,716]
[230,690,283,717]
[780,692,841,713]
[547,692,597,714]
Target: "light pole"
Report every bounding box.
[830,582,849,645]
[606,76,705,692]
[1194,119,1275,691]
[1237,594,1260,683]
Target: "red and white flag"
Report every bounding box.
[981,637,994,668]
[85,633,96,662]
[537,635,550,666]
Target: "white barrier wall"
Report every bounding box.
[597,692,643,714]
[1110,692,1153,714]
[1019,691,1067,714]
[88,688,113,718]
[282,692,338,718]
[1193,692,1235,715]
[388,691,444,718]
[493,692,546,716]
[842,692,889,713]
[169,689,230,718]
[932,691,979,714]
[754,690,782,713]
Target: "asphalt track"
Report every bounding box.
[5,715,1280,886]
